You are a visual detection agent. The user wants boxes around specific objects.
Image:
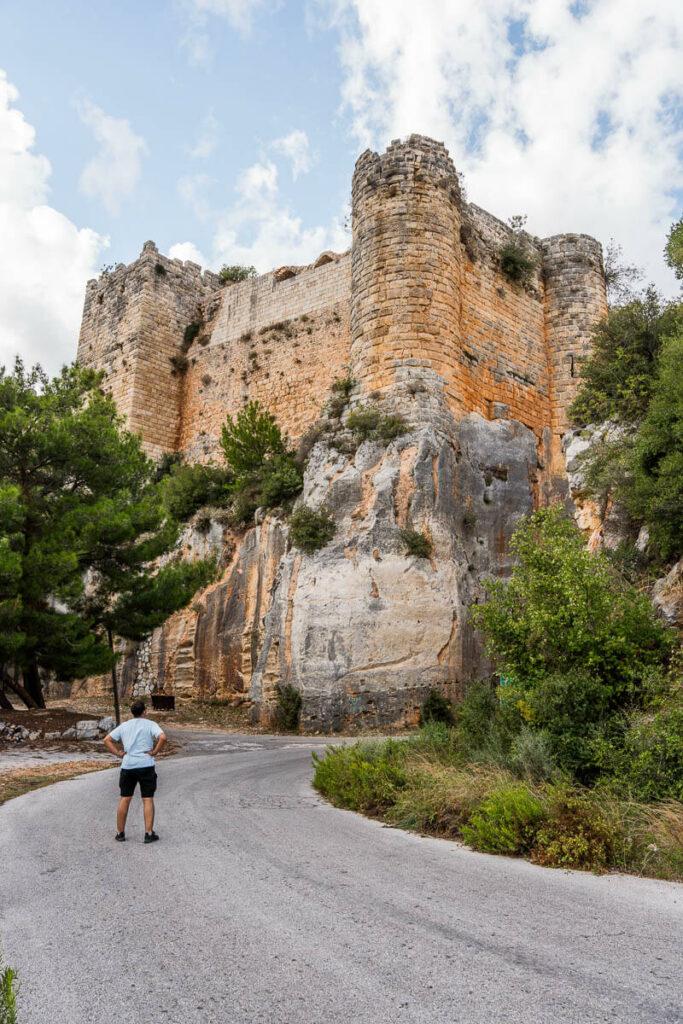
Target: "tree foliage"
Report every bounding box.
[665,217,683,282]
[569,288,681,426]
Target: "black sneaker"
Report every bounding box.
[144,831,160,844]
[115,832,126,842]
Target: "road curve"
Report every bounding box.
[1,732,681,1024]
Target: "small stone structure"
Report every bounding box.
[75,135,608,730]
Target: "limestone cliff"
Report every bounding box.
[73,134,610,729]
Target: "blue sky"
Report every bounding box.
[1,0,681,372]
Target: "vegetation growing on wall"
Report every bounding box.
[345,404,407,445]
[218,265,257,284]
[498,215,537,286]
[289,505,336,553]
[399,528,432,559]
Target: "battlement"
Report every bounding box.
[77,135,606,474]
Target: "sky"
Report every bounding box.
[0,0,682,373]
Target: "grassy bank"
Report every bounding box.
[313,725,683,881]
[0,761,112,806]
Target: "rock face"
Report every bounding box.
[653,560,683,629]
[73,135,610,730]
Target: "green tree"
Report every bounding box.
[626,332,683,560]
[160,460,233,521]
[569,288,682,426]
[77,483,214,723]
[471,506,672,693]
[220,401,302,523]
[0,360,213,711]
[665,218,683,282]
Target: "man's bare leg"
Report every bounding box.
[117,796,132,834]
[142,797,155,834]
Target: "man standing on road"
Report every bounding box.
[103,699,166,844]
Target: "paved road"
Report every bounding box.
[1,732,681,1024]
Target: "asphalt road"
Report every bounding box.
[1,731,681,1024]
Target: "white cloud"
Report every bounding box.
[0,70,108,374]
[168,241,208,266]
[78,99,146,215]
[179,0,271,66]
[189,110,219,159]
[272,129,315,179]
[328,0,683,292]
[178,172,215,221]
[171,150,349,273]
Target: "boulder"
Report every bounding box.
[75,720,101,740]
[61,727,77,739]
[653,559,683,629]
[98,716,116,734]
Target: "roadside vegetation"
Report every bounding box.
[0,760,112,807]
[314,507,682,880]
[0,953,18,1024]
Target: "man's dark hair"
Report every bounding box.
[130,700,146,717]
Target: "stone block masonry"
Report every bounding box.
[78,135,606,469]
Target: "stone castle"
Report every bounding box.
[76,135,607,730]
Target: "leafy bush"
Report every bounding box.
[346,405,407,444]
[461,783,546,854]
[312,740,408,813]
[419,689,454,726]
[161,462,233,521]
[289,505,335,553]
[275,683,302,732]
[258,454,303,508]
[400,528,432,559]
[531,786,617,871]
[471,506,672,692]
[506,727,556,783]
[0,958,18,1024]
[499,242,537,285]
[218,264,257,284]
[569,289,681,426]
[610,705,683,802]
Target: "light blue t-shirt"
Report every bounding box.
[109,718,163,769]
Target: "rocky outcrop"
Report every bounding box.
[653,560,683,629]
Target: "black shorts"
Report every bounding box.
[119,766,157,798]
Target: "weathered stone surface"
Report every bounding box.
[75,720,100,740]
[98,716,116,734]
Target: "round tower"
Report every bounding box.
[541,234,607,442]
[350,135,463,425]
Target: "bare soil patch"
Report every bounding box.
[0,708,100,733]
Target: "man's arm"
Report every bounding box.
[149,731,167,759]
[103,734,124,758]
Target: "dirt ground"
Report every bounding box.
[0,708,100,732]
[0,760,114,806]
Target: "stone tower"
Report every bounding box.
[351,135,463,430]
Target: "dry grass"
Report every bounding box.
[0,761,112,806]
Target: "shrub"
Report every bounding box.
[618,706,683,802]
[499,242,537,285]
[346,405,407,445]
[258,454,303,508]
[419,690,455,726]
[330,374,356,400]
[275,683,302,732]
[387,763,508,836]
[0,959,17,1024]
[506,727,556,783]
[312,740,407,813]
[454,680,522,765]
[289,505,335,553]
[218,264,257,284]
[400,528,432,559]
[161,462,233,521]
[461,783,546,854]
[531,786,617,871]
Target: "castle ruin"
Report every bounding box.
[76,136,607,730]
